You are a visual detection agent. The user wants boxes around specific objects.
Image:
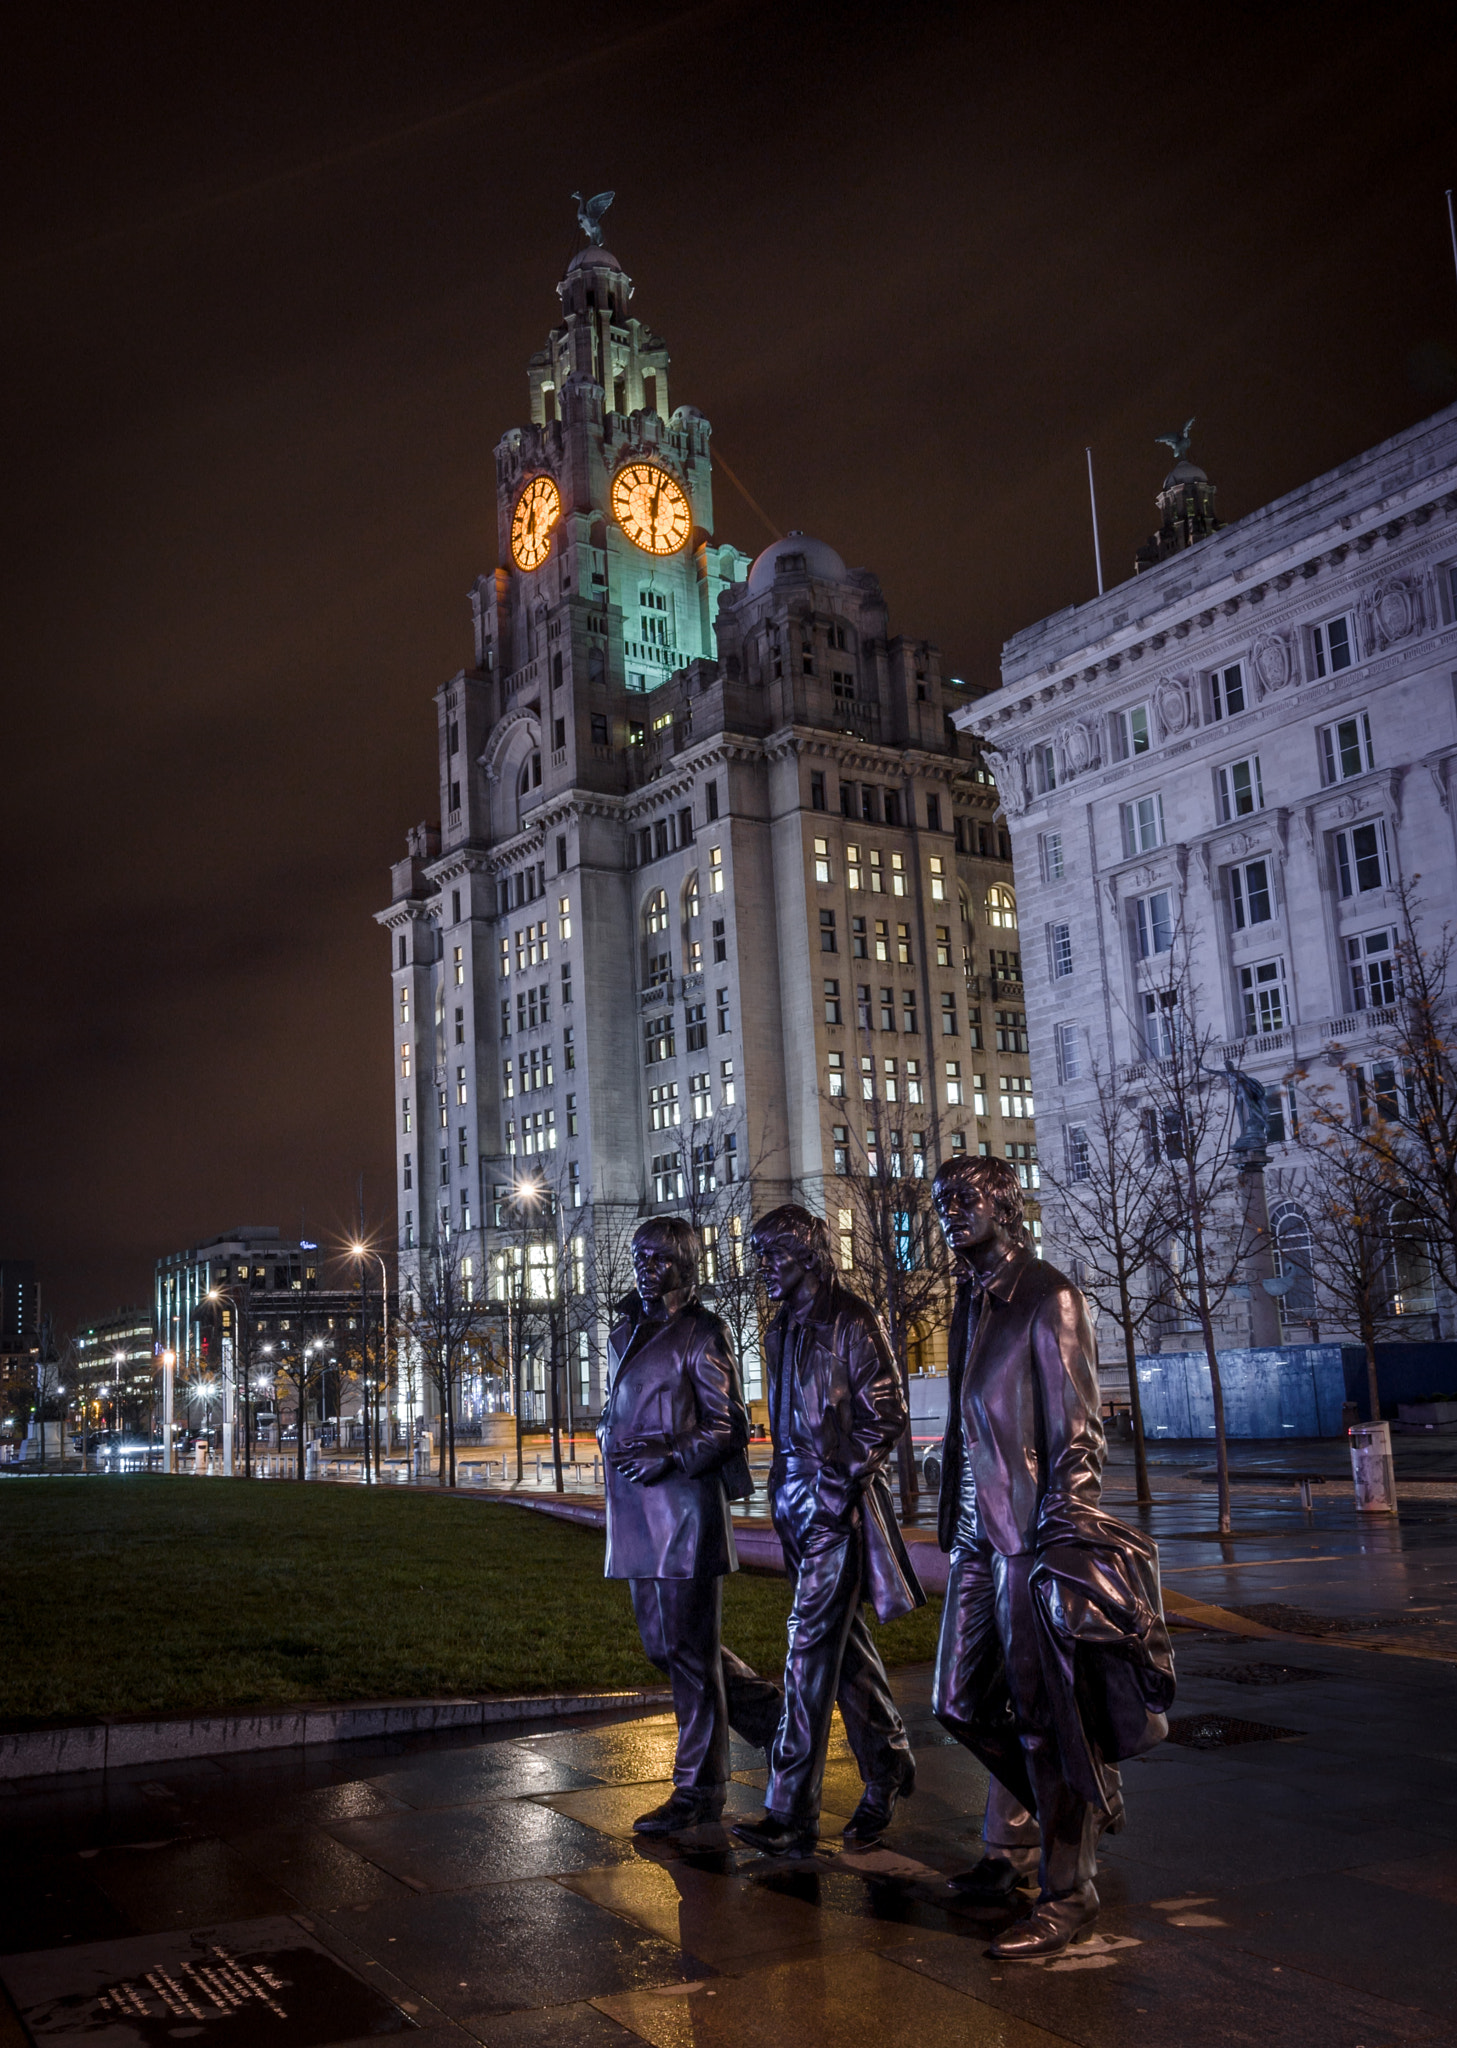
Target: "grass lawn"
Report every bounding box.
[0,1477,942,1727]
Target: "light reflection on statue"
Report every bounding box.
[572,189,615,245]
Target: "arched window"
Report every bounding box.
[1389,1202,1436,1316]
[518,752,541,797]
[1270,1202,1316,1329]
[959,885,973,931]
[644,889,669,936]
[986,884,1017,930]
[684,873,701,924]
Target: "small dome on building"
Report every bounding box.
[1162,457,1209,489]
[567,245,625,274]
[746,530,847,596]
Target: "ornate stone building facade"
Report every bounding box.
[377,237,1026,1415]
[956,406,1457,1346]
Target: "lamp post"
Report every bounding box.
[160,1350,176,1472]
[350,1243,391,1484]
[204,1284,254,1476]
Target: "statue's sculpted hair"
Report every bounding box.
[931,1153,1028,1247]
[748,1203,837,1284]
[632,1215,701,1293]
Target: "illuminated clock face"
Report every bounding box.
[511,475,561,571]
[610,462,693,555]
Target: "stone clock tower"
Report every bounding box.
[379,220,1018,1432]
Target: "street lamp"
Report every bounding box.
[205,1285,252,1477]
[350,1241,391,1484]
[159,1351,176,1472]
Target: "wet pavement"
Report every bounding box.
[3,1633,1456,2044]
[4,1450,1457,2047]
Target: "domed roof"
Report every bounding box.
[1161,457,1208,489]
[746,531,847,596]
[566,245,626,274]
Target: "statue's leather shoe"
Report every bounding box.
[842,1754,916,1846]
[632,1790,723,1835]
[947,1853,1039,1900]
[989,1882,1099,1959]
[730,1813,819,1857]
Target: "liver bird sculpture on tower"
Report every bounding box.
[1155,417,1195,463]
[572,190,615,245]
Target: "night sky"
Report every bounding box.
[4,1,1455,1328]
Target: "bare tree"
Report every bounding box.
[1041,1055,1173,1506]
[271,1323,330,1482]
[1288,1090,1409,1421]
[400,1233,497,1487]
[1138,931,1261,1535]
[1331,877,1457,1307]
[822,1096,954,1516]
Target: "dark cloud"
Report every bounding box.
[4,0,1455,1322]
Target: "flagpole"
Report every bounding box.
[1086,446,1105,597]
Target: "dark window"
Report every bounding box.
[451,889,461,923]
[811,771,826,811]
[820,909,837,952]
[678,806,694,845]
[402,1153,412,1189]
[590,712,609,745]
[712,918,727,963]
[448,719,459,755]
[552,651,563,690]
[857,984,872,1028]
[561,961,572,1004]
[454,1006,464,1045]
[563,1026,575,1069]
[706,780,720,821]
[685,1002,708,1051]
[883,791,901,827]
[861,786,876,822]
[824,979,843,1025]
[654,819,670,859]
[556,834,568,873]
[398,936,407,967]
[926,794,941,832]
[450,780,461,811]
[553,716,565,750]
[716,988,731,1034]
[840,782,854,817]
[880,988,895,1030]
[851,916,867,958]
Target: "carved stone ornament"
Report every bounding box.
[1335,791,1370,822]
[1370,578,1422,649]
[1191,840,1211,888]
[1153,675,1190,740]
[1059,718,1097,776]
[1250,631,1294,697]
[1297,806,1316,854]
[1427,753,1452,814]
[984,746,1028,815]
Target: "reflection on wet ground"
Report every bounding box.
[3,1466,1457,2046]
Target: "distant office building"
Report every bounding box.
[154,1227,375,1434]
[957,404,1457,1345]
[0,1259,40,1439]
[377,235,1030,1412]
[74,1307,153,1431]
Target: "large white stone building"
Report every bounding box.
[957,404,1457,1346]
[376,231,1035,1418]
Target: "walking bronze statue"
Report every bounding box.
[732,1204,923,1859]
[930,1156,1176,1958]
[600,1217,781,1835]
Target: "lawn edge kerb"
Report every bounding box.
[0,1686,674,1784]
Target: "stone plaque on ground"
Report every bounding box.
[1,1917,413,2048]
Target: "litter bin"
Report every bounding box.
[1349,1420,1396,1514]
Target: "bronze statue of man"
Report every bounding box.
[600,1217,779,1834]
[732,1204,922,1859]
[930,1156,1174,1959]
